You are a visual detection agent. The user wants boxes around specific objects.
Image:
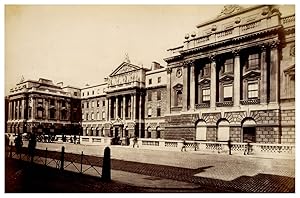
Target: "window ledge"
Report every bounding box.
[216,101,233,107]
[171,106,182,111]
[240,98,260,105]
[195,103,210,108]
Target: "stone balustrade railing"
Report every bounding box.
[281,15,295,26]
[168,14,282,55]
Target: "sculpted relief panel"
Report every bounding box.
[107,71,141,87]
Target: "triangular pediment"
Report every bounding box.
[109,62,141,77]
[219,74,234,82]
[243,70,261,79]
[199,78,210,85]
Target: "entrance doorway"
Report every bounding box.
[243,127,256,143]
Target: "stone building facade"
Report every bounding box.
[6,78,82,136]
[163,5,295,144]
[6,5,295,144]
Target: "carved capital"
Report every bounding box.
[166,67,172,74]
[208,53,216,62]
[270,39,280,49]
[183,59,195,67]
[232,48,240,56]
[260,43,267,52]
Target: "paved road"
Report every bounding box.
[15,142,295,192]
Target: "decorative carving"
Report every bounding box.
[208,53,216,62]
[232,48,240,56]
[211,25,217,31]
[261,8,269,16]
[235,17,241,24]
[260,43,267,51]
[176,68,182,78]
[290,44,295,57]
[166,67,172,74]
[217,5,243,18]
[270,39,280,49]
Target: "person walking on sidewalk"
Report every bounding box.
[133,135,139,148]
[14,134,23,154]
[181,138,187,152]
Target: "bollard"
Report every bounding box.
[101,147,111,181]
[60,146,65,171]
[80,151,83,174]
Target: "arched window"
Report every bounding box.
[217,120,230,141]
[196,120,207,141]
[147,127,151,138]
[156,127,161,139]
[242,119,256,143]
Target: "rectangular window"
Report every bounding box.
[224,58,233,73]
[148,108,152,117]
[97,100,100,107]
[28,107,32,119]
[86,102,89,108]
[223,84,233,101]
[149,79,152,85]
[82,103,84,108]
[87,91,89,96]
[82,92,84,97]
[102,100,105,106]
[62,101,66,107]
[92,90,94,95]
[74,92,77,96]
[91,112,94,120]
[202,88,210,102]
[97,112,100,120]
[50,110,55,119]
[91,101,94,108]
[157,107,161,117]
[248,82,259,98]
[248,54,259,69]
[82,114,85,120]
[61,110,67,120]
[158,77,161,83]
[86,113,89,120]
[148,92,152,101]
[157,90,161,100]
[102,111,106,120]
[37,109,43,118]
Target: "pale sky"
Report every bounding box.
[5,5,294,95]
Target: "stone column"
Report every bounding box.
[270,40,280,103]
[139,93,142,138]
[166,67,172,114]
[8,101,12,120]
[131,94,134,120]
[116,97,119,118]
[210,55,217,108]
[21,99,25,119]
[190,61,196,110]
[233,49,241,106]
[107,97,111,121]
[260,44,268,104]
[182,63,188,111]
[123,95,126,120]
[13,100,16,120]
[45,99,49,120]
[16,100,20,120]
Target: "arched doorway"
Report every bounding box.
[146,126,151,138]
[156,126,161,139]
[242,119,256,143]
[196,120,207,141]
[217,120,230,141]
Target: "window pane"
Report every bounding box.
[224,85,232,98]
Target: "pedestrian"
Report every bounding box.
[244,141,251,155]
[9,134,15,146]
[28,133,37,160]
[14,134,23,154]
[133,135,139,148]
[73,135,77,144]
[228,139,232,155]
[181,138,187,152]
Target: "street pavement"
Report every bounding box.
[17,141,295,192]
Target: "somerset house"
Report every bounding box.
[6,5,295,146]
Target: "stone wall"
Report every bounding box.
[281,109,295,143]
[230,126,241,142]
[145,87,167,118]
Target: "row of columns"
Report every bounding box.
[8,99,25,120]
[166,42,280,112]
[107,94,139,121]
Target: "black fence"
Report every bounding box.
[6,144,111,181]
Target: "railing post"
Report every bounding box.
[45,148,48,166]
[102,147,111,181]
[60,146,65,171]
[80,151,83,174]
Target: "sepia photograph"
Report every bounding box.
[3,1,296,193]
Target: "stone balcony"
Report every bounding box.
[195,103,210,109]
[240,98,260,105]
[216,101,234,107]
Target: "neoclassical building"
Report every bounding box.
[6,5,295,144]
